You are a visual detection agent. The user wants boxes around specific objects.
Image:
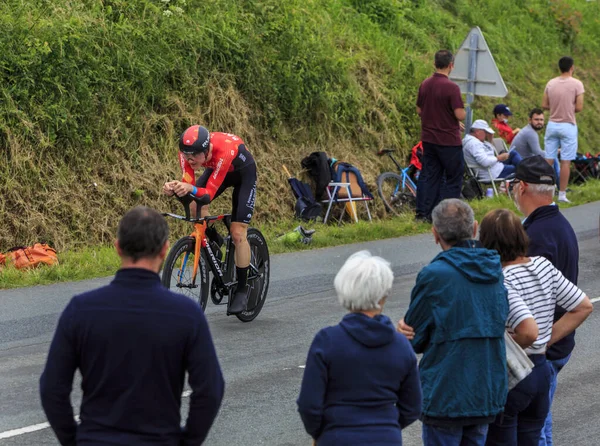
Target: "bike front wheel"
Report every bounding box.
[161,236,210,311]
[235,228,270,322]
[376,172,416,216]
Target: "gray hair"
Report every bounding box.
[334,250,393,311]
[528,183,555,196]
[431,199,475,245]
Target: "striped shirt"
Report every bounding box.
[503,256,585,355]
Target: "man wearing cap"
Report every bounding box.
[463,119,522,181]
[492,104,520,145]
[543,56,585,203]
[510,155,581,446]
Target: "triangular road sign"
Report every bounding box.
[450,27,508,98]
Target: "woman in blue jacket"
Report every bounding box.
[297,250,422,445]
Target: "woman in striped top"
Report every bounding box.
[479,209,592,446]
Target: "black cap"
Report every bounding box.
[515,155,556,185]
[493,104,513,116]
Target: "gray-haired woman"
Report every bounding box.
[297,250,422,445]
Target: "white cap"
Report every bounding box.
[471,119,495,134]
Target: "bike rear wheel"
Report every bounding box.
[161,236,210,311]
[376,172,416,216]
[235,228,270,322]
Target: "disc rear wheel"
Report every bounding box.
[235,228,270,322]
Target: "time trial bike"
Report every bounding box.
[161,194,270,322]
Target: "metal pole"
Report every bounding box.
[464,32,478,135]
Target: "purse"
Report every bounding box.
[504,331,534,390]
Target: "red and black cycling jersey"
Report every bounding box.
[178,132,255,200]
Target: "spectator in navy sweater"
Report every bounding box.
[40,206,224,446]
[510,156,581,445]
[297,250,422,446]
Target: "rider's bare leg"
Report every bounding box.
[231,222,250,268]
[228,222,250,314]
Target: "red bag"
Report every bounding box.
[0,244,58,269]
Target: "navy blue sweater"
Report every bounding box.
[524,204,579,360]
[297,313,422,446]
[40,268,224,446]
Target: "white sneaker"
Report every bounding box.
[558,193,571,203]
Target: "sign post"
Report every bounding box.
[450,27,508,134]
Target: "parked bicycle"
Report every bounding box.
[162,194,270,322]
[376,149,418,216]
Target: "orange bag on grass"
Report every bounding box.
[0,244,58,269]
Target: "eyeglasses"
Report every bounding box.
[508,180,521,193]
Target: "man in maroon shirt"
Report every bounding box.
[415,50,466,222]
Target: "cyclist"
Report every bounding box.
[163,125,257,315]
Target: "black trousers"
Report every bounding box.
[416,142,464,219]
[485,354,552,446]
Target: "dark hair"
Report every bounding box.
[558,56,574,73]
[434,50,454,69]
[479,209,529,262]
[117,206,169,262]
[529,108,544,118]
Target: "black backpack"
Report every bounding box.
[301,151,332,201]
[289,177,323,221]
[461,177,484,200]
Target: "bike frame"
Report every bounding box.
[164,201,261,295]
[384,152,417,194]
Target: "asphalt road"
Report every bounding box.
[1,202,599,445]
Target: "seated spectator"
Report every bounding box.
[397,199,508,446]
[297,250,422,446]
[479,209,593,445]
[464,119,522,181]
[510,108,560,179]
[510,108,546,159]
[492,104,520,144]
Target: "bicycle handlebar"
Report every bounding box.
[169,193,209,221]
[163,194,231,224]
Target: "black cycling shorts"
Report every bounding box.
[196,162,257,224]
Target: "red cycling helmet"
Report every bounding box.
[179,125,210,154]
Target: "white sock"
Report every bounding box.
[558,191,567,200]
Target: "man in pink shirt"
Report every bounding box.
[542,56,585,203]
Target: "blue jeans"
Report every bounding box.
[498,150,522,178]
[538,354,572,446]
[486,355,552,446]
[423,423,489,446]
[552,158,560,182]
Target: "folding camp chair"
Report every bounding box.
[572,153,599,184]
[464,161,513,197]
[322,182,373,224]
[492,137,509,154]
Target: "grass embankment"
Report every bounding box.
[1,0,599,251]
[1,0,600,287]
[2,180,599,289]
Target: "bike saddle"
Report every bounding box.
[377,149,395,156]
